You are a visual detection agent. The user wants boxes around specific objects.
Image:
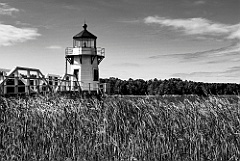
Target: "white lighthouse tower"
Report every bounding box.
[65,23,105,93]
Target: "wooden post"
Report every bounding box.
[36,71,40,94]
[3,74,5,95]
[88,83,91,94]
[14,70,18,94]
[97,83,99,95]
[27,70,30,95]
[2,82,4,95]
[78,80,81,93]
[69,78,71,91]
[65,58,67,74]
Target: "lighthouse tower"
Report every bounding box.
[65,23,105,92]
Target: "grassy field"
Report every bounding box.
[0,95,240,161]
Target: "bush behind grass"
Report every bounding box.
[0,95,240,161]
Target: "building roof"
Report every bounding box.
[0,68,10,73]
[47,73,61,77]
[73,24,97,39]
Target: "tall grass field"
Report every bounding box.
[0,95,240,161]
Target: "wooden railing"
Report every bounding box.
[65,47,105,57]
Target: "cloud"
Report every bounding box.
[144,16,240,83]
[173,66,240,78]
[228,24,240,40]
[62,5,80,10]
[46,45,62,49]
[193,0,206,5]
[15,21,31,26]
[144,16,240,41]
[0,3,19,16]
[117,19,141,23]
[149,43,240,61]
[114,62,140,67]
[0,23,41,46]
[172,66,240,83]
[224,66,240,77]
[172,71,223,79]
[145,16,240,64]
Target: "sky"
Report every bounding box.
[0,0,239,83]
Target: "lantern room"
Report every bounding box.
[73,24,97,48]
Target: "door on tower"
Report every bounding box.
[73,69,79,80]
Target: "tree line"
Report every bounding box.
[100,77,240,96]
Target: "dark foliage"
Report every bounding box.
[100,77,240,96]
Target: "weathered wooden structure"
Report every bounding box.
[0,66,107,96]
[0,66,51,95]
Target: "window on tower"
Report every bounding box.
[93,69,99,81]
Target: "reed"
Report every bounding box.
[0,95,239,160]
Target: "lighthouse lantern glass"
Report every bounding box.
[73,38,96,48]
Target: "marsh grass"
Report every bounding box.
[0,95,240,161]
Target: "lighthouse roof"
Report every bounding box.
[73,24,97,39]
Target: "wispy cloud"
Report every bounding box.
[224,66,240,77]
[0,3,19,16]
[0,23,41,46]
[149,43,240,62]
[144,16,240,40]
[15,21,31,26]
[193,0,206,5]
[114,62,141,67]
[172,71,223,79]
[172,66,240,83]
[117,19,141,24]
[46,45,62,49]
[62,5,81,11]
[145,16,240,64]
